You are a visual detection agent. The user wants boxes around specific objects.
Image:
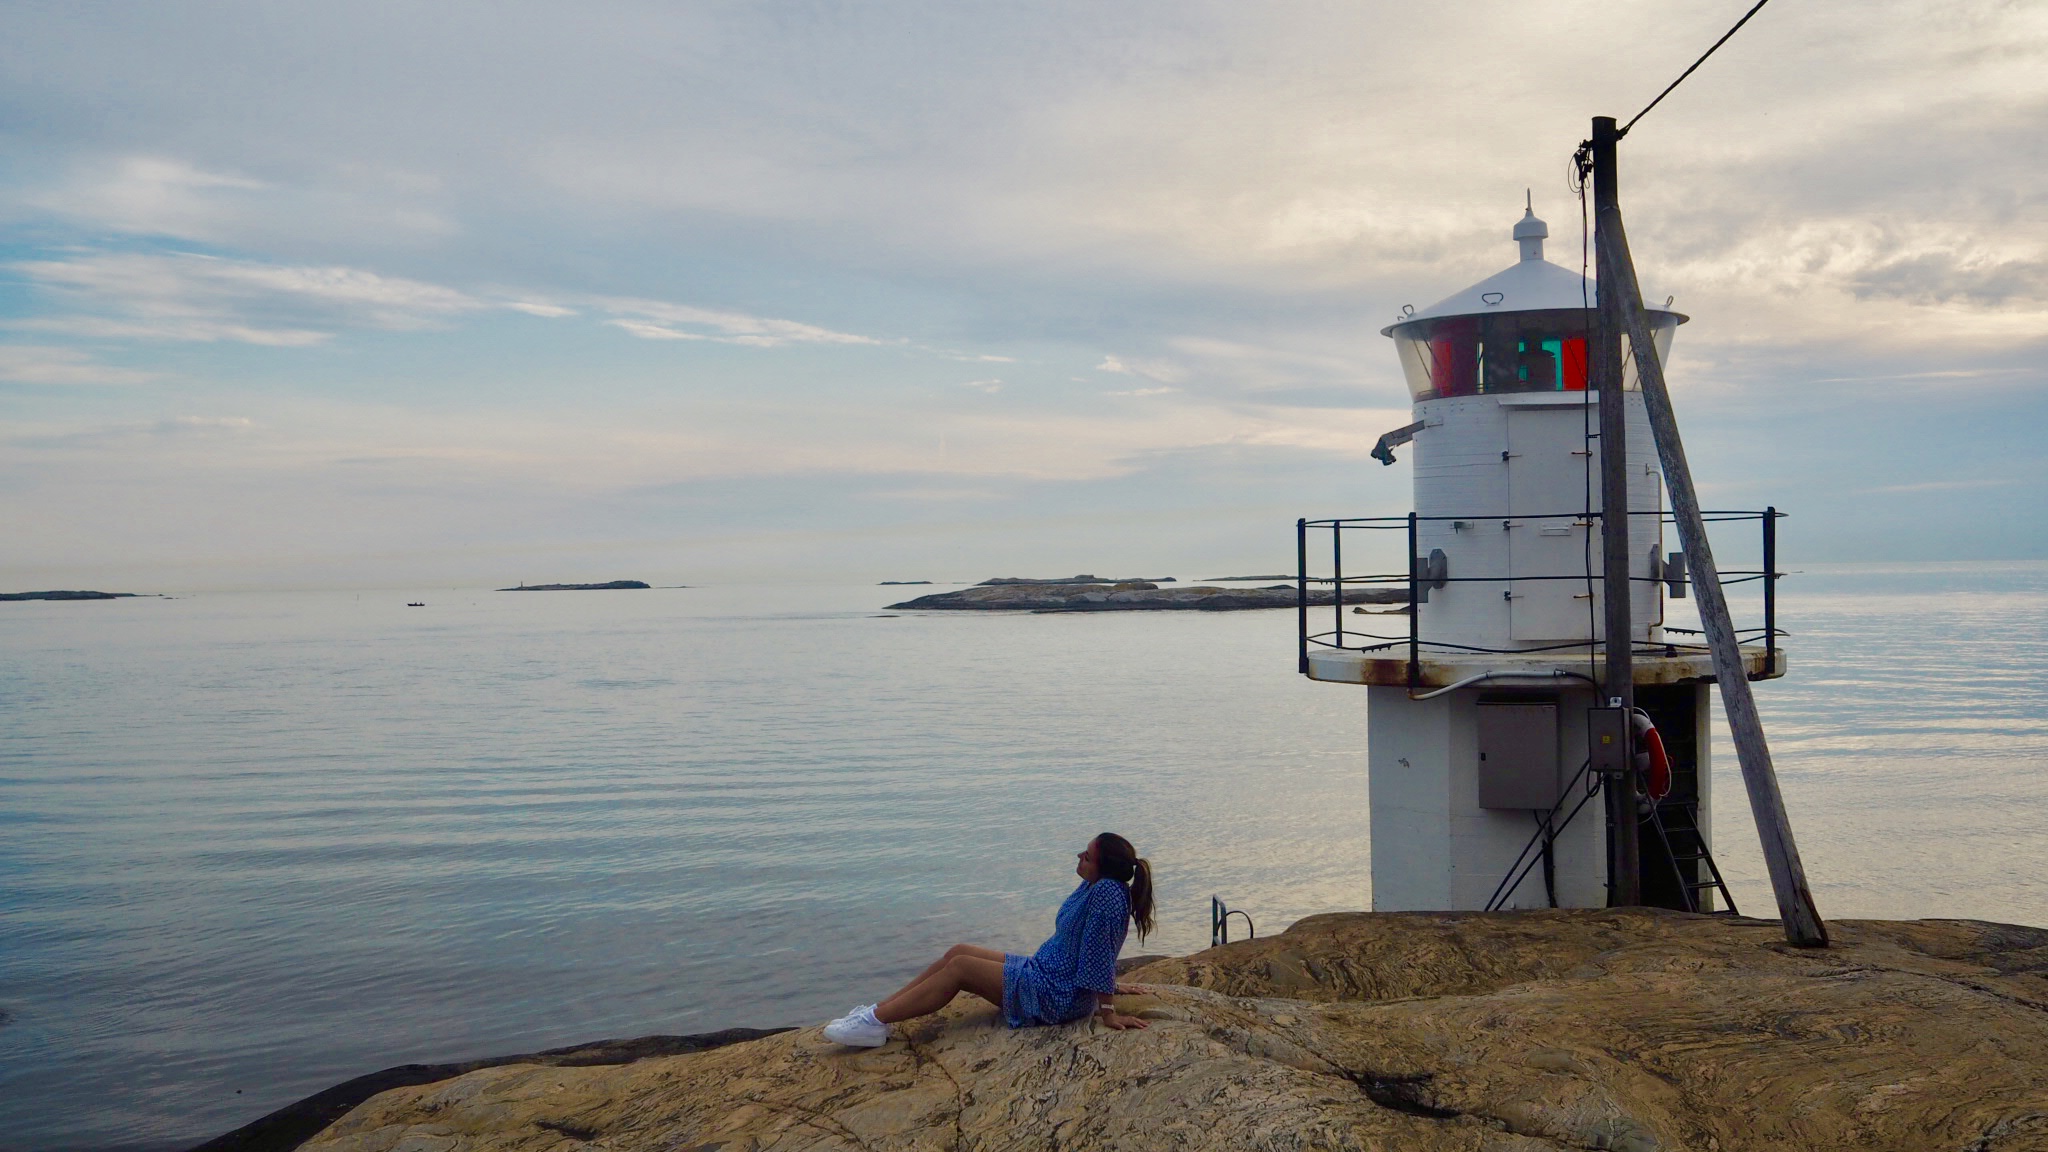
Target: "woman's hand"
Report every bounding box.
[1096,1010,1148,1030]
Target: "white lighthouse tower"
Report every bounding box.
[1300,205,1784,913]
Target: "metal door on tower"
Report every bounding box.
[1505,404,1596,640]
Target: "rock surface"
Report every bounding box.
[193,1030,789,1152]
[296,909,2048,1151]
[888,582,1405,611]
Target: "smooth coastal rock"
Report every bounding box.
[291,910,2048,1151]
[191,1030,790,1152]
[888,582,1405,611]
[495,581,651,592]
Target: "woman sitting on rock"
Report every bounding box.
[823,833,1155,1046]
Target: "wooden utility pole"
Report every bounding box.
[1589,117,1830,947]
[1591,116,1640,907]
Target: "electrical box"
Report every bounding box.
[1476,702,1560,809]
[1587,707,1630,777]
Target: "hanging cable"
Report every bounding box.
[1618,0,1775,138]
[1573,148,1600,690]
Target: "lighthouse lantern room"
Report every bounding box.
[1296,203,1786,916]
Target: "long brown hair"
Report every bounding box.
[1093,832,1155,943]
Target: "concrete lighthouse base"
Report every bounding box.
[1367,682,1607,910]
[1340,662,1727,913]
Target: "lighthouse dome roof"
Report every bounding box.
[1380,207,1687,337]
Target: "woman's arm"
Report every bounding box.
[1094,990,1147,1030]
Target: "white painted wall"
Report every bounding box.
[1411,391,1662,650]
[1367,683,1606,911]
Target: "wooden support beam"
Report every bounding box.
[1590,117,1640,907]
[1591,164,1830,948]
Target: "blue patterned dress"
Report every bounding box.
[1001,878,1130,1027]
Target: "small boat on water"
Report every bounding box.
[406,602,424,607]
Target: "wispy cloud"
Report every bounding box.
[27,155,456,246]
[12,251,484,345]
[960,378,1003,393]
[596,297,886,348]
[604,319,710,342]
[503,301,578,318]
[0,345,156,385]
[27,157,272,241]
[10,248,901,357]
[1096,354,1188,384]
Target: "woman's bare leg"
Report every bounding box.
[874,955,1004,1024]
[880,944,1004,1004]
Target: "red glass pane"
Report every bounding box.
[1430,319,1480,396]
[1560,337,1588,390]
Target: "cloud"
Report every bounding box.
[503,301,577,318]
[0,345,156,385]
[1095,354,1188,384]
[605,319,710,342]
[12,251,484,344]
[960,378,1002,393]
[595,297,887,347]
[3,1,2048,581]
[23,154,456,247]
[25,156,270,241]
[9,248,902,355]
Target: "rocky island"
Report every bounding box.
[496,581,652,592]
[0,589,141,600]
[249,909,2047,1151]
[887,580,1404,611]
[980,574,1178,585]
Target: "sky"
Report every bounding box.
[2,0,2045,589]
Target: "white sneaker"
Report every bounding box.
[823,1004,889,1047]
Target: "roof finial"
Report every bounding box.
[1513,196,1548,262]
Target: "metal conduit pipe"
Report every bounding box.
[1409,669,1595,702]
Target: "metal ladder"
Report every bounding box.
[1644,799,1739,915]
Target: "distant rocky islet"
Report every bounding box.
[496,580,652,591]
[887,575,1402,612]
[1,590,143,601]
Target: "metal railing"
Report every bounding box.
[1294,507,1784,688]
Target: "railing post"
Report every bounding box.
[1333,522,1344,647]
[1407,512,1420,691]
[1763,506,1778,678]
[1297,519,1310,675]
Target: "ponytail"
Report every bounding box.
[1094,832,1156,944]
[1128,857,1154,944]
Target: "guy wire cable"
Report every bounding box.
[1620,0,1776,138]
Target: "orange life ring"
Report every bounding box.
[1631,710,1673,801]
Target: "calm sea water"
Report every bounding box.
[2,564,2044,1151]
